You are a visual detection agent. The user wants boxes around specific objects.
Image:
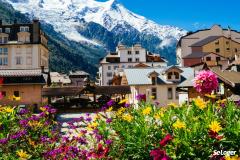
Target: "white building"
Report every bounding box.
[98,44,167,86]
[0,19,49,70]
[114,66,194,106]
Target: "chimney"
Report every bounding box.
[32,18,40,43]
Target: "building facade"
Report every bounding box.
[113,66,194,106]
[98,44,167,86]
[177,25,240,66]
[0,19,49,70]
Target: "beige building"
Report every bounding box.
[113,66,194,106]
[177,25,240,66]
[0,69,46,107]
[0,19,49,70]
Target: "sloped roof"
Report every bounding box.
[210,67,240,87]
[124,67,194,85]
[190,36,222,47]
[0,69,42,77]
[183,52,208,59]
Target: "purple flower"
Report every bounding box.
[236,100,240,106]
[107,99,115,107]
[85,117,92,122]
[155,101,160,106]
[41,136,48,143]
[19,119,28,127]
[136,94,146,102]
[105,139,112,145]
[124,103,130,108]
[106,118,112,124]
[49,108,57,114]
[95,134,103,142]
[18,108,29,115]
[0,138,8,144]
[86,113,90,117]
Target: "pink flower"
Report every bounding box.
[159,134,173,147]
[150,148,171,160]
[193,70,218,94]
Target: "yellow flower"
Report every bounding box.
[225,155,238,160]
[106,107,113,112]
[4,107,14,113]
[119,99,128,104]
[16,150,30,159]
[194,97,207,109]
[142,107,151,115]
[168,102,178,108]
[13,95,21,101]
[40,107,47,112]
[173,119,186,129]
[205,94,216,99]
[150,96,155,99]
[87,122,98,131]
[28,121,42,128]
[122,113,133,122]
[28,139,37,148]
[116,107,126,116]
[154,112,164,119]
[209,121,222,133]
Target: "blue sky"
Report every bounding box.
[115,0,240,31]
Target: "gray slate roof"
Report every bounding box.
[124,67,194,85]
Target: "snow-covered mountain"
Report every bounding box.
[5,0,186,47]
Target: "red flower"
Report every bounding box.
[159,134,173,147]
[92,144,109,159]
[208,130,223,140]
[0,77,3,85]
[150,148,171,160]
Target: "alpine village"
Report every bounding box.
[0,1,240,160]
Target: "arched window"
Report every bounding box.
[168,72,172,79]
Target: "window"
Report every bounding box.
[128,58,132,62]
[226,48,230,51]
[114,66,118,70]
[1,91,6,97]
[168,88,173,99]
[216,57,221,62]
[128,65,133,68]
[108,66,111,70]
[135,58,140,62]
[0,37,8,44]
[151,77,157,85]
[0,28,2,33]
[14,91,20,97]
[20,26,29,32]
[176,91,179,99]
[215,48,220,53]
[151,88,157,100]
[107,72,112,77]
[3,48,8,55]
[122,65,125,68]
[3,57,8,65]
[206,57,211,61]
[168,72,172,79]
[127,51,131,55]
[16,57,22,65]
[235,48,238,53]
[5,28,10,33]
[174,72,179,79]
[226,41,229,45]
[135,51,139,54]
[215,41,219,45]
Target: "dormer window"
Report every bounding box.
[168,72,172,79]
[151,77,156,85]
[0,36,8,44]
[174,72,179,79]
[20,26,29,32]
[5,28,10,33]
